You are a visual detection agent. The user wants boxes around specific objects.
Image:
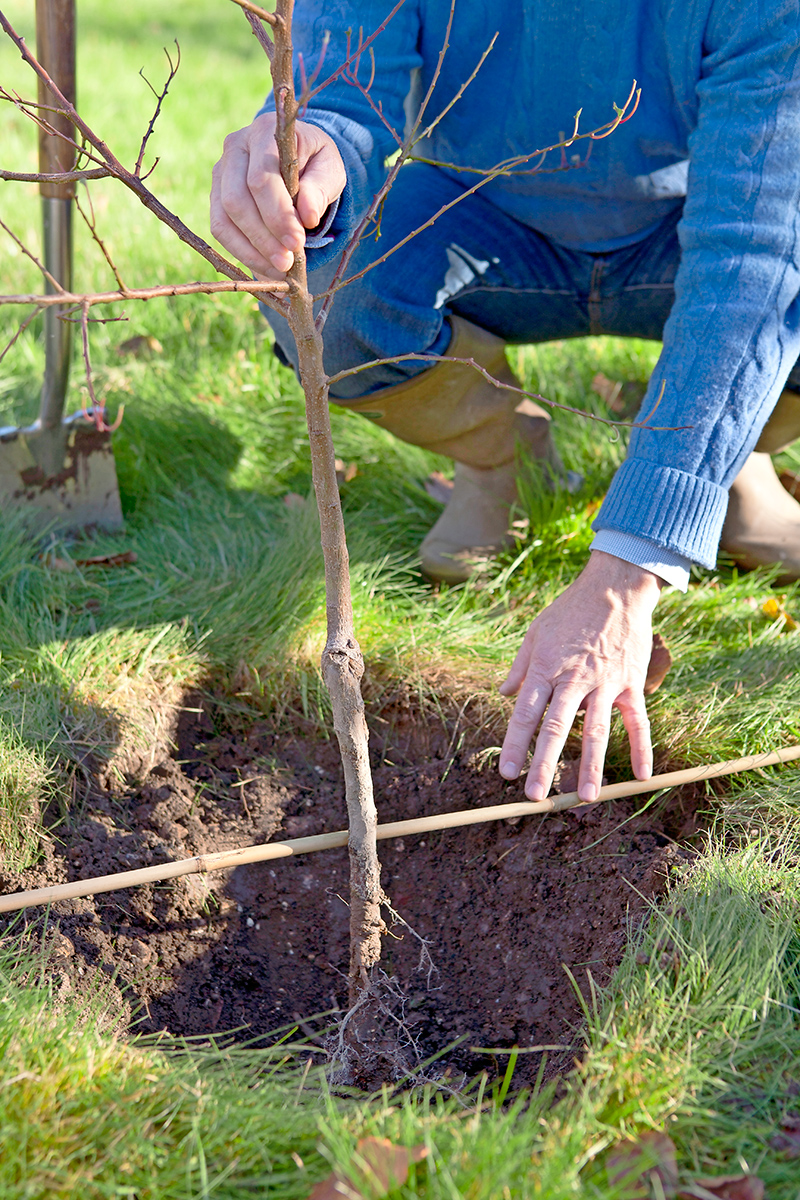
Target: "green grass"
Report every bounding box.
[2,831,800,1198]
[2,1,800,1195]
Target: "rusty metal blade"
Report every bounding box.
[0,415,124,533]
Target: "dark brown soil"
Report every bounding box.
[0,692,700,1085]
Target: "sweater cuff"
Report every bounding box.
[590,531,691,591]
[592,458,729,569]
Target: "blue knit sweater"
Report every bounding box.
[259,0,800,568]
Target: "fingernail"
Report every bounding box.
[527,783,545,801]
[500,761,519,780]
[270,252,290,270]
[579,784,597,802]
[281,234,301,250]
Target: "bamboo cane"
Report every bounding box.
[1,745,798,915]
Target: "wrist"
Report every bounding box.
[584,549,664,604]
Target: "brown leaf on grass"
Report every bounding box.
[644,632,673,694]
[779,468,800,499]
[74,550,137,568]
[678,1175,764,1200]
[591,372,648,417]
[334,459,359,485]
[592,371,623,410]
[769,1110,800,1157]
[606,1131,678,1199]
[116,334,163,358]
[307,1136,428,1200]
[424,470,454,505]
[41,553,76,572]
[42,550,138,572]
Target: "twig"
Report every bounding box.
[0,279,289,307]
[326,352,690,432]
[315,81,640,327]
[302,0,408,105]
[2,745,798,915]
[0,305,43,368]
[0,216,65,294]
[0,167,109,183]
[135,42,180,178]
[408,0,457,134]
[75,191,128,293]
[323,105,640,306]
[228,0,277,27]
[245,10,274,63]
[0,11,288,312]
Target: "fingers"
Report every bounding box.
[576,691,612,802]
[246,137,307,266]
[210,157,285,276]
[523,686,584,801]
[209,115,346,275]
[616,689,653,780]
[499,673,550,782]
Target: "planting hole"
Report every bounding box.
[0,692,700,1085]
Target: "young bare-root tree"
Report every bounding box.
[0,0,642,1083]
[267,0,386,1015]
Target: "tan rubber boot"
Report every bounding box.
[344,316,566,583]
[720,388,800,580]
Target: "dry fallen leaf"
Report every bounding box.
[644,632,673,694]
[678,1174,765,1200]
[74,550,137,568]
[762,595,797,631]
[116,334,163,358]
[779,468,800,499]
[41,553,76,572]
[307,1136,428,1200]
[424,470,454,505]
[591,372,647,417]
[334,459,359,485]
[769,1110,800,1157]
[606,1131,678,1199]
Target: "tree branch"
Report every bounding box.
[134,41,180,178]
[228,0,276,27]
[0,11,288,313]
[0,279,289,307]
[327,353,686,431]
[315,84,640,318]
[0,166,109,183]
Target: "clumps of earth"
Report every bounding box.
[0,690,700,1085]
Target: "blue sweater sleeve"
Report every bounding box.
[255,1,422,267]
[594,0,800,567]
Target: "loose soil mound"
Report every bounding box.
[0,693,699,1084]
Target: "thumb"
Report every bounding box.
[295,128,346,229]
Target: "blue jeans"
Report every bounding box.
[264,162,800,401]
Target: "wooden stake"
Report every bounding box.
[1,745,798,915]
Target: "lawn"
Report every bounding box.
[1,1,800,1196]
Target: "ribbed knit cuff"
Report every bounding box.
[590,531,691,591]
[592,458,729,569]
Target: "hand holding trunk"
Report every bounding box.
[210,111,345,275]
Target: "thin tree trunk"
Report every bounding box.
[272,0,384,1006]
